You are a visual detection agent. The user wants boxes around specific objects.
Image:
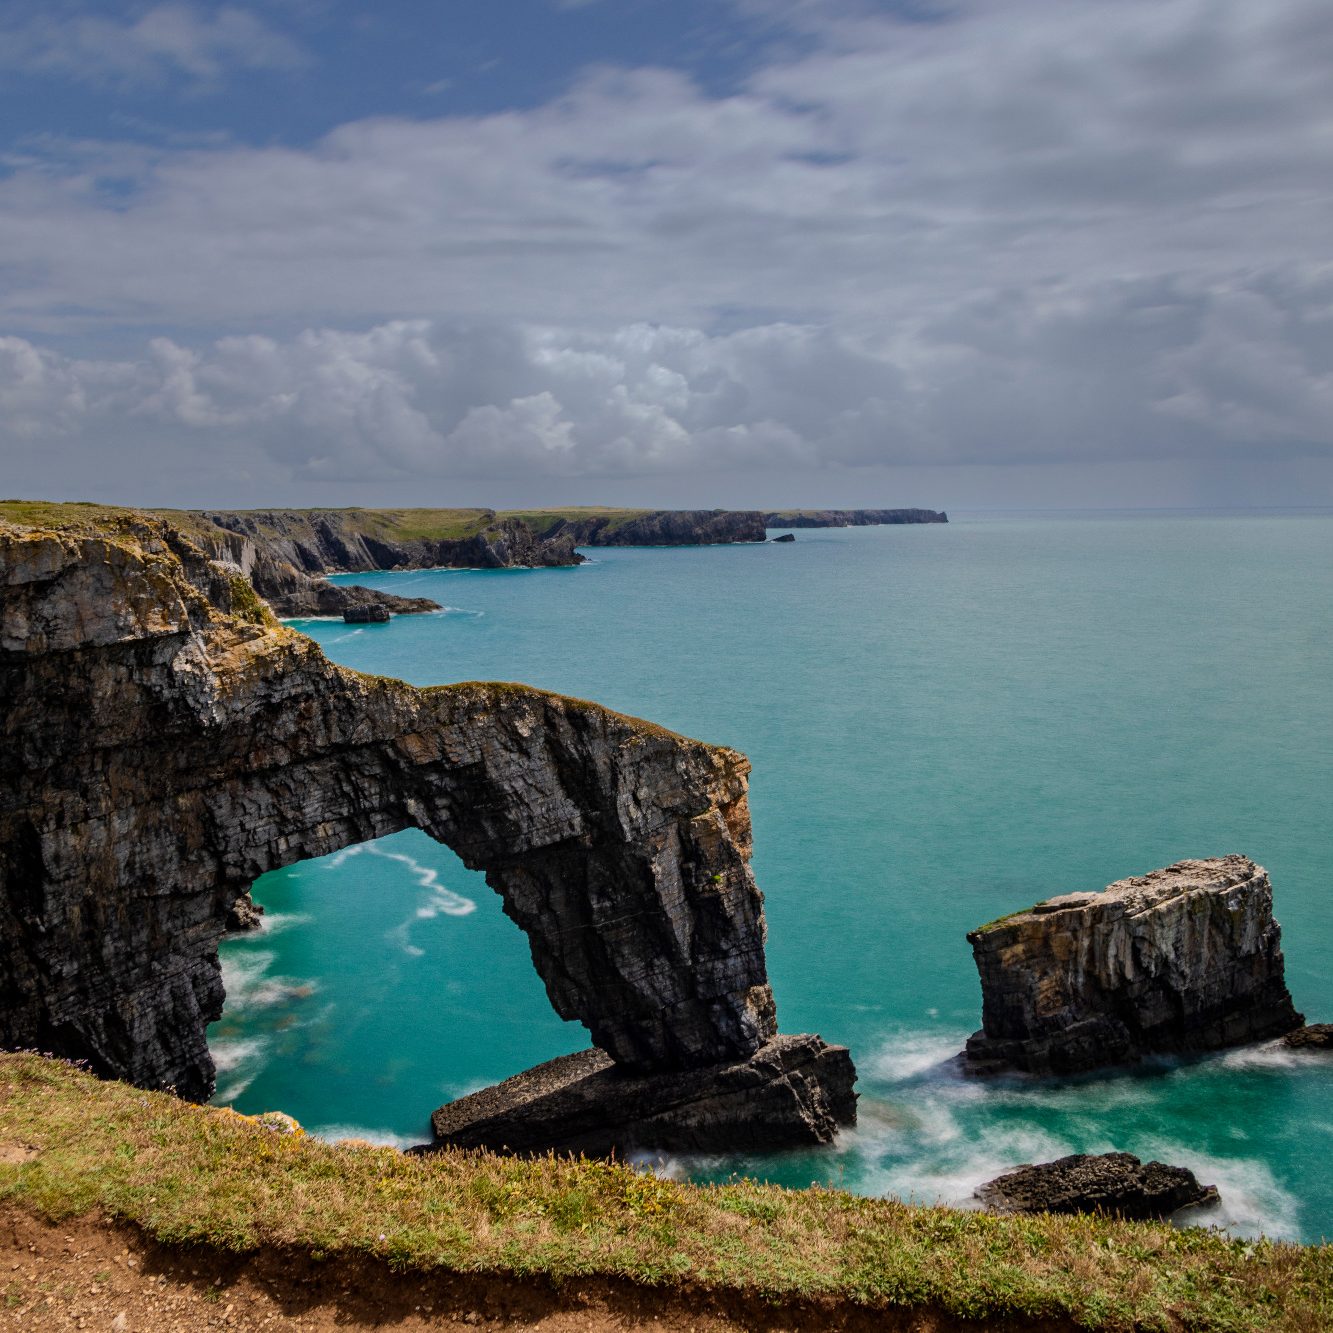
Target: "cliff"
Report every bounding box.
[763,508,948,527]
[0,512,852,1149]
[964,857,1303,1075]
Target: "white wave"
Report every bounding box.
[864,1028,970,1085]
[252,911,310,936]
[220,949,318,1008]
[326,628,366,643]
[1136,1142,1302,1240]
[1214,1040,1313,1072]
[439,605,485,618]
[305,1123,418,1149]
[365,841,476,917]
[210,1036,270,1104]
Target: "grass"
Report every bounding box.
[0,500,680,545]
[0,1055,1329,1331]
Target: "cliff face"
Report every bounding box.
[964,857,1302,1075]
[762,509,948,527]
[1,516,851,1150]
[543,510,768,546]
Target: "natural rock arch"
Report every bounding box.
[0,518,795,1117]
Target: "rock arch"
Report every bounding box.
[0,518,850,1149]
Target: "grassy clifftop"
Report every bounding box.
[0,1054,1328,1331]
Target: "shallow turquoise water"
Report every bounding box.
[210,515,1333,1241]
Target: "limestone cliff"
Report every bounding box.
[0,514,853,1150]
[964,857,1302,1075]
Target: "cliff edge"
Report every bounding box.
[0,512,852,1150]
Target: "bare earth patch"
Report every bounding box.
[0,1208,1036,1332]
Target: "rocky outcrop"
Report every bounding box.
[343,603,390,624]
[977,1153,1219,1220]
[964,857,1303,1075]
[771,533,796,543]
[180,518,440,620]
[1284,1024,1333,1051]
[0,514,853,1151]
[762,509,947,527]
[429,1033,856,1156]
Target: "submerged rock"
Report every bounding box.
[977,1152,1219,1220]
[0,513,855,1153]
[964,857,1302,1075]
[429,1034,856,1156]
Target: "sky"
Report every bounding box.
[1,0,1331,510]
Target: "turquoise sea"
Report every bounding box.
[209,513,1333,1242]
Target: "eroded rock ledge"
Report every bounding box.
[964,857,1303,1075]
[0,515,854,1151]
[429,1034,857,1156]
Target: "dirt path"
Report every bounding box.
[0,1208,1014,1332]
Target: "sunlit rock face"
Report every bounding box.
[0,517,783,1105]
[964,857,1303,1075]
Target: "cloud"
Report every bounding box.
[0,0,1331,497]
[0,3,306,88]
[2,277,1330,493]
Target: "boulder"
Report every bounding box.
[770,533,796,543]
[964,857,1302,1075]
[342,603,390,623]
[977,1152,1219,1219]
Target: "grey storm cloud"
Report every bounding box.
[0,0,1331,495]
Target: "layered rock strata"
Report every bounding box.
[977,1153,1219,1220]
[429,1033,856,1156]
[965,857,1302,1075]
[0,515,853,1151]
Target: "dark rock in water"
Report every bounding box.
[964,857,1303,1076]
[429,1033,856,1156]
[0,513,853,1138]
[342,603,390,624]
[977,1152,1220,1220]
[770,532,796,543]
[224,893,264,933]
[1284,1024,1333,1050]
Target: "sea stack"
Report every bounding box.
[964,856,1303,1075]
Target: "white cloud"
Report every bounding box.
[0,3,306,87]
[0,0,1331,497]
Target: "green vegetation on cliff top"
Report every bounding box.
[0,1054,1328,1332]
[0,500,662,544]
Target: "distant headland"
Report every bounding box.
[0,501,946,618]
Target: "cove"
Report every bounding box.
[213,514,1333,1242]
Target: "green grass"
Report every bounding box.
[0,1055,1329,1330]
[0,500,684,547]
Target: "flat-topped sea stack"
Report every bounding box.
[0,509,854,1153]
[965,857,1302,1075]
